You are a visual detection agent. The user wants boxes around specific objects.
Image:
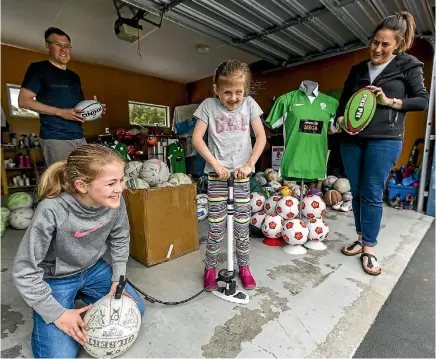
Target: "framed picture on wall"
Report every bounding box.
[6,84,39,118]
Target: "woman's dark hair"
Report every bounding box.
[44,27,71,42]
[373,11,416,52]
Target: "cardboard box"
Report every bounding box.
[123,184,199,267]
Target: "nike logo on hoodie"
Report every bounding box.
[74,223,104,238]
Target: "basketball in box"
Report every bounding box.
[123,184,199,267]
[387,183,417,201]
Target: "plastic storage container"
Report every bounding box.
[387,183,418,201]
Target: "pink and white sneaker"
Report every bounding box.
[204,268,218,291]
[239,266,256,290]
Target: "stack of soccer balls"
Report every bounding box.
[1,192,35,234]
[321,176,352,212]
[250,191,329,247]
[124,159,192,190]
[253,169,309,199]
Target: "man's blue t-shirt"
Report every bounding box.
[21,60,85,140]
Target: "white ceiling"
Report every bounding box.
[1,0,259,83]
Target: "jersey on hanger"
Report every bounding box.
[265,90,338,180]
[167,142,186,174]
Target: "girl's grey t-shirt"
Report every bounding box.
[193,96,263,174]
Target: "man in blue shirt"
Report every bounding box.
[18,27,105,165]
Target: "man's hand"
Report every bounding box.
[57,108,84,122]
[337,116,358,136]
[212,162,230,180]
[108,282,134,301]
[54,306,92,345]
[94,95,107,116]
[235,163,253,179]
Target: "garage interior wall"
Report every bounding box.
[2,39,433,170]
[1,44,187,140]
[187,38,434,170]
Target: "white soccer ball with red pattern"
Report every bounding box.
[250,192,266,213]
[301,195,326,219]
[251,211,266,229]
[307,218,329,241]
[282,219,309,245]
[264,194,282,215]
[275,195,300,220]
[262,214,284,238]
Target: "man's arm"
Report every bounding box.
[18,88,84,122]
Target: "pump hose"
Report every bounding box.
[126,279,218,306]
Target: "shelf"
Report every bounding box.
[2,147,41,151]
[8,185,35,189]
[6,166,45,171]
[6,167,34,170]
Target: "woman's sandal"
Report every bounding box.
[360,253,382,276]
[341,241,364,256]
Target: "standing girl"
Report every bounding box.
[192,59,267,290]
[12,144,145,358]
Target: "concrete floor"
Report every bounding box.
[355,221,435,358]
[1,206,434,358]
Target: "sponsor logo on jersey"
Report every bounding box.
[299,119,323,134]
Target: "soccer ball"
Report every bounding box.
[197,206,208,221]
[282,219,309,245]
[124,161,143,180]
[262,214,284,238]
[254,172,267,186]
[264,194,282,215]
[266,171,279,182]
[139,159,170,187]
[251,211,266,229]
[279,186,292,196]
[301,195,326,219]
[291,184,308,199]
[250,192,265,213]
[322,175,338,192]
[125,177,150,190]
[7,192,34,211]
[168,173,192,186]
[269,181,281,192]
[9,208,34,230]
[275,195,300,220]
[196,194,208,208]
[158,181,175,188]
[307,218,329,241]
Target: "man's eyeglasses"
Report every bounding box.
[46,41,72,50]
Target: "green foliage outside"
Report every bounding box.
[129,102,167,127]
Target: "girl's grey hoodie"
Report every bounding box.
[12,192,130,324]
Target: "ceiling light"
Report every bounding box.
[196,44,210,54]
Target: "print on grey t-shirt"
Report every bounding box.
[193,96,263,174]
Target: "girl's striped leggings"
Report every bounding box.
[205,174,251,269]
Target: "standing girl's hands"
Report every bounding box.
[212,162,230,180]
[235,163,253,179]
[54,306,92,345]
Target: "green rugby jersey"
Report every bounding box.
[167,141,186,174]
[265,89,338,180]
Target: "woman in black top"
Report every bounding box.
[336,11,429,275]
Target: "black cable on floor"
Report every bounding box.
[127,279,218,305]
